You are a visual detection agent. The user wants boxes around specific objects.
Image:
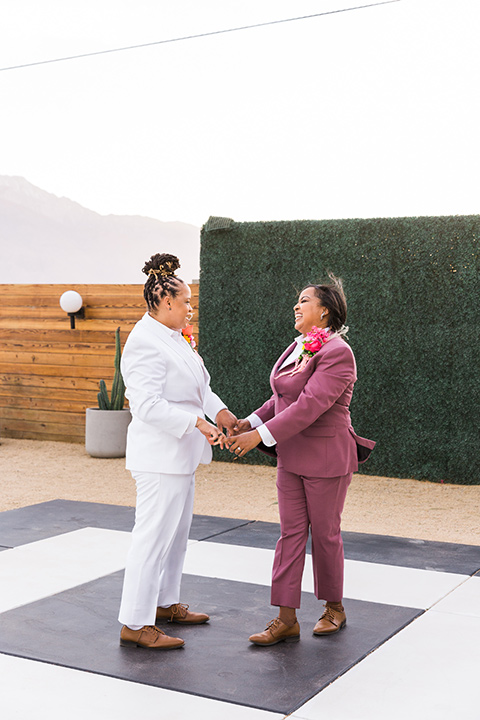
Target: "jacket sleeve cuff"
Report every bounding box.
[184,414,198,435]
[246,413,262,428]
[257,424,277,447]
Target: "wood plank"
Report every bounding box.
[0,395,95,413]
[0,418,85,437]
[0,329,132,343]
[0,406,88,424]
[1,428,84,443]
[0,340,118,355]
[0,319,138,330]
[0,350,118,368]
[0,373,113,391]
[0,362,115,377]
[0,383,97,402]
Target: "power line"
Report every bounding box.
[0,1,401,73]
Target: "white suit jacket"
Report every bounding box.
[121,313,226,474]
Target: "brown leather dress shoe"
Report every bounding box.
[313,604,347,635]
[249,617,300,646]
[156,603,210,625]
[120,625,184,649]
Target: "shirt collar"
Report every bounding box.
[147,313,183,339]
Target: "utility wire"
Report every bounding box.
[0,1,401,73]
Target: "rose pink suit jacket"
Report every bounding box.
[255,335,375,477]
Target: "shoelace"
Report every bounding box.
[170,603,189,619]
[144,625,166,637]
[266,617,282,632]
[320,605,339,625]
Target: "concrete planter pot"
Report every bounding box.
[85,408,131,458]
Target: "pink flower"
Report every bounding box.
[182,325,197,351]
[304,337,323,352]
[303,326,329,353]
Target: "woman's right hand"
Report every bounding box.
[230,419,252,436]
[196,417,226,448]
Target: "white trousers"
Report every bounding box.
[118,471,195,627]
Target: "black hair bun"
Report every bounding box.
[142,253,181,277]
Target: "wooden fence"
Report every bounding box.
[0,283,199,443]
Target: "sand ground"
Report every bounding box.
[0,437,479,546]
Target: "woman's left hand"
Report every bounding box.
[226,430,261,458]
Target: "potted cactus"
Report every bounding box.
[85,327,131,458]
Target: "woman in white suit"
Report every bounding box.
[118,253,236,650]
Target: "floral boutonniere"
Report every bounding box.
[278,325,330,377]
[182,324,197,350]
[302,326,330,357]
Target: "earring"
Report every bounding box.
[321,312,325,319]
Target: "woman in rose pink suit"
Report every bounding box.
[228,275,375,646]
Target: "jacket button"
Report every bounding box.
[277,393,283,398]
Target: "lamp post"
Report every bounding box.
[59,290,84,329]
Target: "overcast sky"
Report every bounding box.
[0,0,478,227]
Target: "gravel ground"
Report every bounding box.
[1,437,479,546]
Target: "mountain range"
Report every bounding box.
[0,176,200,283]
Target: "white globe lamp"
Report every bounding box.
[59,290,84,329]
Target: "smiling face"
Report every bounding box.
[150,280,193,331]
[166,282,193,331]
[294,287,328,336]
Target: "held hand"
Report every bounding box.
[196,417,227,448]
[226,429,261,458]
[216,408,238,436]
[230,418,252,436]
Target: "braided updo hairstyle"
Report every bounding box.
[142,253,185,312]
[304,272,348,334]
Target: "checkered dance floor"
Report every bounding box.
[0,500,478,719]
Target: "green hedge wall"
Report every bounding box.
[199,215,479,484]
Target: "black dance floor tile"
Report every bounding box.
[0,572,421,714]
[0,500,252,549]
[208,520,480,576]
[0,500,135,548]
[342,531,480,575]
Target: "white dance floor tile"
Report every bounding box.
[0,653,283,720]
[431,574,480,617]
[0,528,131,613]
[183,541,468,609]
[289,610,480,720]
[342,558,467,609]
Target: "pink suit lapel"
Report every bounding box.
[271,341,298,383]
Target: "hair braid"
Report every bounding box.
[142,253,184,311]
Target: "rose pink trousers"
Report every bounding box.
[271,467,352,609]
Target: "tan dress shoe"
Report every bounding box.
[120,625,184,649]
[156,603,210,625]
[249,617,300,646]
[313,604,347,635]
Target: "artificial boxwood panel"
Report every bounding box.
[199,216,479,484]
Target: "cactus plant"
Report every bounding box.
[97,327,126,410]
